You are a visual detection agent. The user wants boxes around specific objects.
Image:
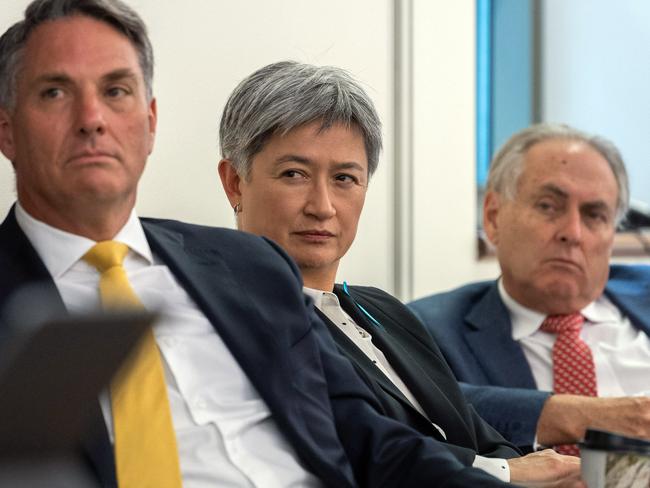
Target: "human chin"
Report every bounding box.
[538,274,584,301]
[292,248,338,272]
[71,169,135,200]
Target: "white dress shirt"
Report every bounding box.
[304,286,510,482]
[15,203,322,488]
[499,279,650,396]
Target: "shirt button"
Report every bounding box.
[162,337,178,348]
[194,398,207,409]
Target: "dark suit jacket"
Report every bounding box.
[408,266,650,450]
[0,207,512,488]
[317,284,520,467]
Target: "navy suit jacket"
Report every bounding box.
[408,265,650,450]
[0,207,511,488]
[318,284,519,466]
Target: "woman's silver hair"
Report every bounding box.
[486,122,629,223]
[220,61,382,179]
[0,0,154,110]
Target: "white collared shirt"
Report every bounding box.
[499,279,650,396]
[15,203,322,488]
[304,286,510,482]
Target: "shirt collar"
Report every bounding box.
[581,295,621,323]
[303,286,342,311]
[499,278,619,341]
[498,279,547,340]
[15,202,153,278]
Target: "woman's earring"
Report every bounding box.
[233,203,241,215]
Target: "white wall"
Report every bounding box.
[410,0,499,300]
[0,1,496,299]
[0,0,395,291]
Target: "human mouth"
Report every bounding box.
[67,150,117,165]
[544,257,583,272]
[293,230,335,242]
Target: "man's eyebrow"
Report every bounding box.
[580,200,614,218]
[30,68,139,87]
[581,200,611,210]
[102,68,139,84]
[536,183,569,199]
[538,183,613,212]
[32,72,72,86]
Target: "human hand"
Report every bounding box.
[536,395,650,446]
[508,449,584,488]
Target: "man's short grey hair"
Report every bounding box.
[486,122,630,223]
[220,61,383,179]
[0,0,153,110]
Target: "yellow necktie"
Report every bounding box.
[83,241,182,487]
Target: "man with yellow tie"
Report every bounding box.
[0,1,515,487]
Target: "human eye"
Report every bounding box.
[39,87,64,100]
[334,173,362,186]
[105,85,131,99]
[584,207,610,225]
[279,169,307,180]
[534,198,558,215]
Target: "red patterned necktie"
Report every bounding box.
[540,312,597,456]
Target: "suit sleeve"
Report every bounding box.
[461,382,550,452]
[408,289,551,452]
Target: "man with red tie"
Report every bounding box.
[409,124,650,454]
[0,0,518,486]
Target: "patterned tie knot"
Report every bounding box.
[83,241,129,273]
[540,312,584,336]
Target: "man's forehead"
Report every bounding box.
[521,139,615,185]
[524,138,591,164]
[20,15,139,72]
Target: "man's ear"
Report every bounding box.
[483,191,501,246]
[146,97,157,155]
[218,159,242,209]
[0,108,16,163]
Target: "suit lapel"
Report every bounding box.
[315,307,418,411]
[144,223,363,485]
[336,286,477,446]
[463,283,537,388]
[0,207,66,315]
[0,208,116,487]
[141,222,296,410]
[605,271,650,337]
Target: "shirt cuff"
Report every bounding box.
[472,455,510,482]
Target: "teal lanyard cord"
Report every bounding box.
[342,281,385,330]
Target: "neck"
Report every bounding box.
[501,276,590,316]
[19,196,134,241]
[301,267,337,293]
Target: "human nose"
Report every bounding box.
[76,91,106,136]
[304,179,336,219]
[557,207,582,244]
